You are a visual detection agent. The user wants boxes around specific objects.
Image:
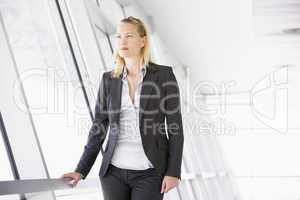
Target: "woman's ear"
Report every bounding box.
[141,36,146,48]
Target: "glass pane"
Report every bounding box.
[94,27,114,70]
[0,135,14,181]
[0,0,96,182]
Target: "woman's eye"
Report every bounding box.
[115,34,134,39]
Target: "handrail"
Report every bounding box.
[0,178,100,196]
[0,171,231,196]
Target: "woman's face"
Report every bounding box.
[116,22,146,59]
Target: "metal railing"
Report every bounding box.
[0,178,100,196]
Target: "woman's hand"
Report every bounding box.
[61,172,83,187]
[160,176,179,193]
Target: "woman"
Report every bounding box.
[62,16,184,200]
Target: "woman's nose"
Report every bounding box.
[118,42,127,49]
[120,38,127,45]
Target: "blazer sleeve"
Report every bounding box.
[74,72,109,179]
[163,67,184,180]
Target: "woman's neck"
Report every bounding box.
[124,57,142,76]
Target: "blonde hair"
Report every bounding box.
[112,16,152,78]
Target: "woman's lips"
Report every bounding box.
[120,47,128,50]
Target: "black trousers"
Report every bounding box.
[99,164,165,200]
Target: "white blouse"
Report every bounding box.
[110,65,154,170]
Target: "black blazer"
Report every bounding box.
[75,62,184,180]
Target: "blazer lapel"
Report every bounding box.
[109,72,123,123]
[139,63,160,124]
[109,62,160,125]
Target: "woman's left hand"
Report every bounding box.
[160,176,179,193]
